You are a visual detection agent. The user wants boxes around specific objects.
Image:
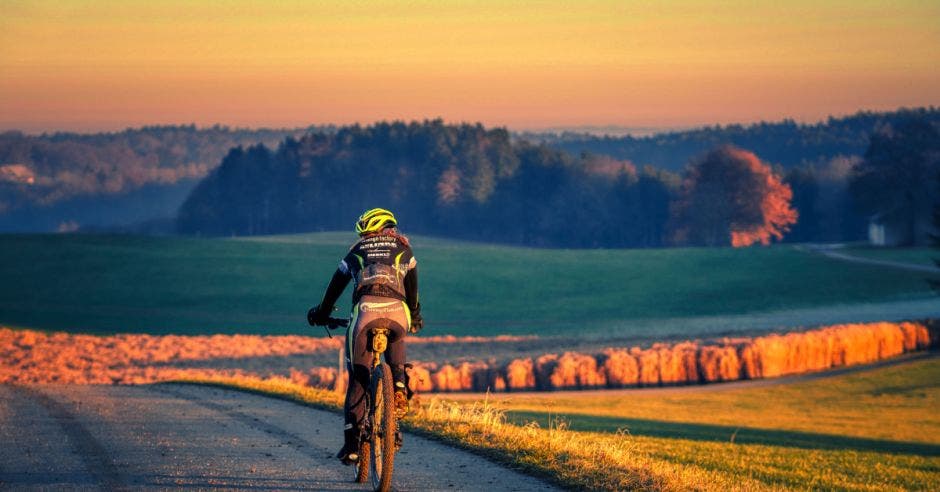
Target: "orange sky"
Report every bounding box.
[2,0,938,133]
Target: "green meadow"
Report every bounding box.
[0,232,937,336]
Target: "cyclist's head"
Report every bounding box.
[356,208,397,236]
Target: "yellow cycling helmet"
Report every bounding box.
[356,208,397,236]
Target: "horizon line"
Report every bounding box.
[3,105,937,139]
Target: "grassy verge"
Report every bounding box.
[483,356,940,491]
[173,356,940,491]
[494,355,940,444]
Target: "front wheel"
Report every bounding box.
[370,362,397,492]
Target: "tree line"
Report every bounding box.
[529,107,939,172]
[178,120,673,246]
[178,116,940,248]
[177,121,773,247]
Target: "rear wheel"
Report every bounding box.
[369,363,396,492]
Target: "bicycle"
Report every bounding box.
[323,317,400,492]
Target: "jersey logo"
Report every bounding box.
[360,301,403,313]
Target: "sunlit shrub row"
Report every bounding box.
[2,321,935,390]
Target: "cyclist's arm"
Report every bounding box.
[318,262,352,312]
[404,266,419,315]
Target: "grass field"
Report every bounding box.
[842,245,939,267]
[467,356,940,490]
[0,232,938,337]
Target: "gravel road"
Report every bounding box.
[0,383,559,491]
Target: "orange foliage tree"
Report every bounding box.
[671,146,797,247]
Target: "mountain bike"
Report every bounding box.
[324,317,400,492]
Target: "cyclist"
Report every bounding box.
[307,208,422,465]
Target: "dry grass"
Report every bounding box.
[410,396,766,491]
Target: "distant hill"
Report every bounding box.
[526,107,940,171]
[0,125,323,232]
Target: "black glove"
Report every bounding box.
[409,309,423,334]
[307,304,331,326]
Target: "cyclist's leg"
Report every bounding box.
[384,323,407,390]
[392,300,416,395]
[339,306,370,462]
[384,322,409,420]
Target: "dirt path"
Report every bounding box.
[434,351,939,401]
[0,384,560,491]
[803,244,940,274]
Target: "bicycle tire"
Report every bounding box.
[355,439,370,483]
[352,370,371,483]
[369,362,396,492]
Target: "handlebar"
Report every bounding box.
[323,317,349,329]
[318,317,348,338]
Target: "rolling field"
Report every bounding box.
[456,356,940,490]
[0,232,938,337]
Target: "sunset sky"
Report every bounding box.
[2,0,938,133]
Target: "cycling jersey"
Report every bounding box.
[318,229,419,325]
[339,233,417,303]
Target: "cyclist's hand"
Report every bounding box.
[307,304,330,326]
[409,312,423,334]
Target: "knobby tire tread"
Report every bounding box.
[370,363,396,492]
[356,440,370,483]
